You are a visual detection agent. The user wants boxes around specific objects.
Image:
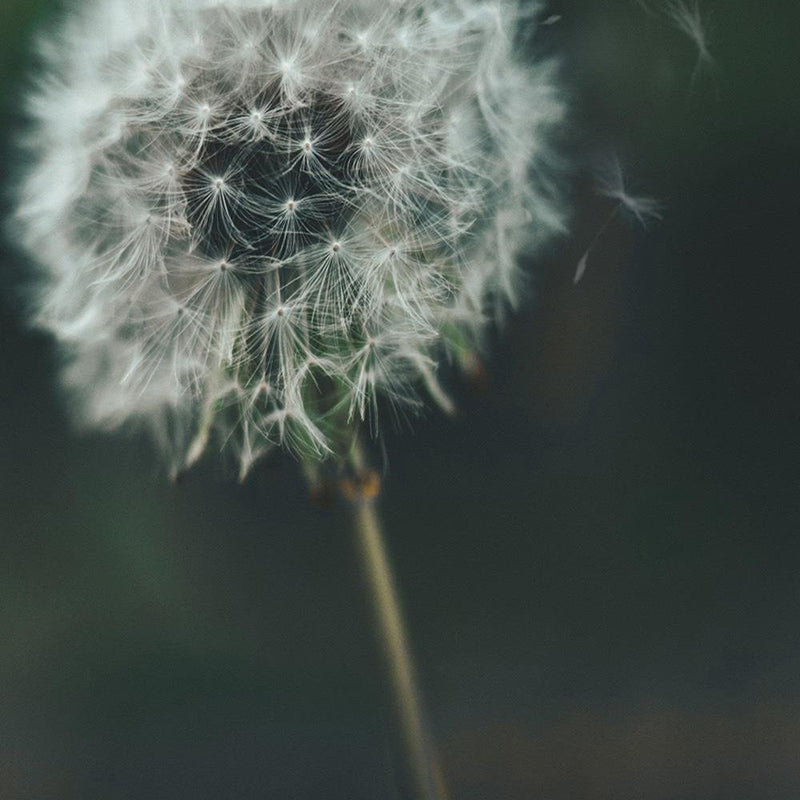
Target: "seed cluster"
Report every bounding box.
[15,0,565,477]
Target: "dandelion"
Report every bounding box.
[12,2,567,797]
[13,0,566,479]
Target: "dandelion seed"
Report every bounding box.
[574,155,661,284]
[573,250,589,285]
[635,0,715,88]
[665,0,715,85]
[596,154,663,226]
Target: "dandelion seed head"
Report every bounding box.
[14,0,566,477]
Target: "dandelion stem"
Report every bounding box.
[347,439,448,800]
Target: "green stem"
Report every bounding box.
[347,439,448,800]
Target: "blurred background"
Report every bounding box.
[2,1,799,798]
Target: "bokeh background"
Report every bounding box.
[2,1,799,798]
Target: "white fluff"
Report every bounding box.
[14,0,565,477]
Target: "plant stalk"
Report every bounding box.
[348,440,447,800]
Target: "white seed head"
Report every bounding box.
[14,0,566,477]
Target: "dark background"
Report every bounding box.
[2,1,799,798]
